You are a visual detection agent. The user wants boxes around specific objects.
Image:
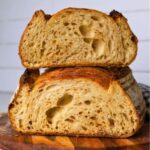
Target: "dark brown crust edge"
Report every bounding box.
[8,69,40,110]
[109,10,138,66]
[8,69,39,132]
[109,10,138,44]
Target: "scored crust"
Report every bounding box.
[8,67,146,137]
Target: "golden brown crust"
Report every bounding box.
[35,67,130,90]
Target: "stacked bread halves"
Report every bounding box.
[9,8,146,138]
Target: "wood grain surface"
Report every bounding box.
[0,113,149,150]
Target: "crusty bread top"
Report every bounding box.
[24,67,130,90]
[19,8,138,68]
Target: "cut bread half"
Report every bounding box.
[19,8,138,68]
[8,67,145,137]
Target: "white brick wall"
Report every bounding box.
[0,0,150,92]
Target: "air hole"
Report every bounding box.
[71,22,76,25]
[122,113,128,121]
[57,94,73,106]
[90,122,94,125]
[20,111,23,115]
[84,100,91,105]
[90,116,96,120]
[46,107,60,123]
[64,129,68,132]
[119,105,124,109]
[79,25,94,37]
[64,22,69,26]
[91,16,99,21]
[97,123,102,126]
[83,38,92,44]
[113,113,116,117]
[129,110,133,115]
[19,119,22,128]
[84,51,88,57]
[40,49,44,57]
[70,116,75,120]
[132,128,135,132]
[55,50,60,55]
[131,117,134,123]
[52,40,56,44]
[39,89,43,93]
[65,118,74,123]
[109,118,114,127]
[52,61,57,63]
[92,39,105,55]
[99,23,103,28]
[74,32,79,36]
[42,41,46,47]
[79,112,82,115]
[48,121,52,124]
[29,121,32,125]
[97,109,102,113]
[15,101,19,105]
[82,126,87,130]
[108,41,112,50]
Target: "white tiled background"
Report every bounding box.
[0,0,150,112]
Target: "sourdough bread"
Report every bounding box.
[8,67,145,137]
[19,8,138,68]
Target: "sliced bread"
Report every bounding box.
[8,67,145,137]
[19,8,138,68]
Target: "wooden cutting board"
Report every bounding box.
[0,113,149,150]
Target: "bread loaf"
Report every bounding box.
[8,67,145,137]
[19,8,138,68]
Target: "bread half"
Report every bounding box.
[8,67,145,137]
[19,8,138,68]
